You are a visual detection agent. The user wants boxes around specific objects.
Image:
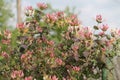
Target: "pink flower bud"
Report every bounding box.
[50,53,55,58]
[21,54,26,60]
[101,48,106,52]
[72,45,79,51]
[17,23,24,29]
[117,29,120,36]
[46,13,58,22]
[26,6,33,11]
[47,40,54,46]
[62,77,67,80]
[11,71,17,79]
[55,58,63,65]
[1,39,11,44]
[105,41,111,47]
[99,32,105,37]
[37,3,47,10]
[96,15,102,23]
[18,70,24,78]
[100,24,109,31]
[25,76,33,80]
[71,14,77,20]
[1,51,9,58]
[4,30,11,39]
[69,19,80,26]
[68,14,80,26]
[78,30,85,39]
[26,51,33,55]
[51,75,58,80]
[84,32,92,39]
[56,11,64,18]
[72,66,80,72]
[11,70,24,79]
[36,26,42,32]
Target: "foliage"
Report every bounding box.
[0,2,120,80]
[0,0,13,29]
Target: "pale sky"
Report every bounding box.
[12,0,120,28]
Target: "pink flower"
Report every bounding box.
[24,76,33,80]
[84,32,92,39]
[1,51,9,58]
[105,41,111,47]
[99,32,105,37]
[50,53,55,58]
[72,66,80,72]
[116,29,120,36]
[11,70,24,79]
[83,27,92,39]
[56,11,64,18]
[26,6,33,10]
[36,26,42,32]
[11,71,17,79]
[101,48,106,52]
[69,15,80,26]
[72,45,79,51]
[47,40,54,46]
[46,13,58,22]
[118,29,120,35]
[17,23,24,29]
[78,30,85,39]
[55,58,63,65]
[4,30,11,39]
[1,39,11,44]
[21,54,26,60]
[18,70,24,78]
[71,14,77,20]
[100,24,109,31]
[21,51,32,61]
[51,75,58,80]
[26,50,33,55]
[37,3,47,9]
[69,19,80,26]
[96,15,102,23]
[62,77,66,80]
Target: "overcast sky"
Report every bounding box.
[13,0,120,28]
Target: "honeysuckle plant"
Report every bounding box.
[0,2,120,80]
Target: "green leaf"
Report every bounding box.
[0,56,4,60]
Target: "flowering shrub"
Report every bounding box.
[0,3,120,80]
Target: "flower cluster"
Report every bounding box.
[11,70,24,79]
[0,3,120,80]
[37,2,47,10]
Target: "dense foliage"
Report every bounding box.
[0,2,120,80]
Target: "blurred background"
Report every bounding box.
[1,0,120,29]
